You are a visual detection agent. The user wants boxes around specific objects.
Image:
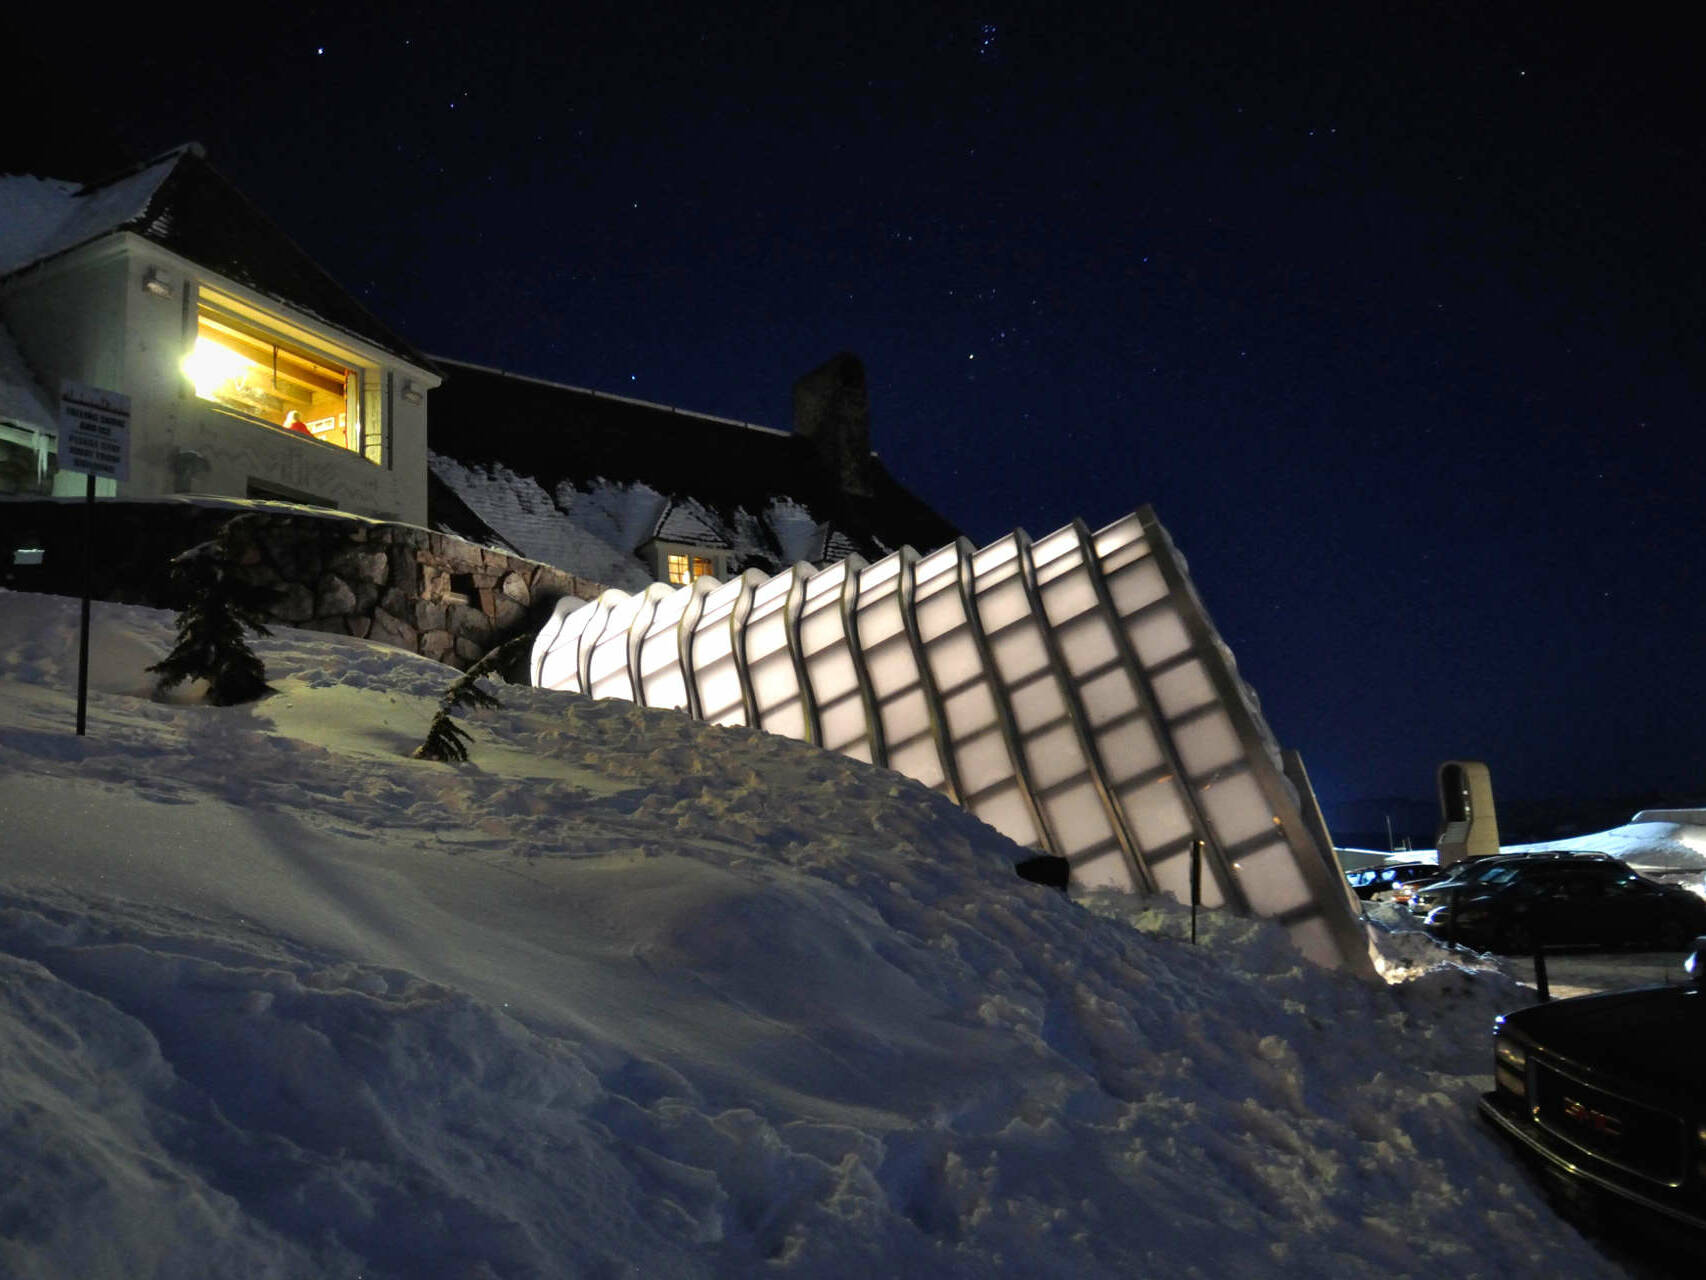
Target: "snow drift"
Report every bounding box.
[0,591,1635,1278]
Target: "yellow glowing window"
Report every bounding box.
[183,306,360,451]
[665,554,717,584]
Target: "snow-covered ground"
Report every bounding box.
[0,591,1661,1278]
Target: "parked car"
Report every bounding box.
[1479,935,1706,1241]
[1406,851,1614,918]
[1425,860,1706,954]
[1345,860,1441,901]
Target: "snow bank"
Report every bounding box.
[0,591,1630,1278]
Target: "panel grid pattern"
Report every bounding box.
[531,509,1371,974]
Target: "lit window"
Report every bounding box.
[665,553,718,584]
[182,302,370,456]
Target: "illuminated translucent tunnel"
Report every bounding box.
[531,509,1371,973]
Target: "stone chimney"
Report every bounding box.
[792,352,873,496]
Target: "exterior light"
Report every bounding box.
[142,267,174,298]
[400,380,424,405]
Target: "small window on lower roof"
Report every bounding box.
[182,301,368,456]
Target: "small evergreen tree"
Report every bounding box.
[149,529,275,706]
[413,633,532,763]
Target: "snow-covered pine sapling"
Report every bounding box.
[148,529,275,706]
[412,632,532,763]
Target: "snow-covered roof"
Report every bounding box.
[1,145,435,372]
[646,498,733,549]
[0,147,180,277]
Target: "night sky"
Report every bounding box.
[8,4,1702,832]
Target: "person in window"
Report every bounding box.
[282,411,312,435]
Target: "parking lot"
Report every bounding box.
[1517,948,1694,1000]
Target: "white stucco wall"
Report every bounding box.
[1,233,434,523]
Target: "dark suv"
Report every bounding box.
[1423,860,1706,954]
[1480,937,1706,1239]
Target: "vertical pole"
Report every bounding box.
[75,472,94,736]
[1534,947,1550,1003]
[1190,838,1203,944]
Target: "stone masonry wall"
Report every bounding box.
[0,497,609,672]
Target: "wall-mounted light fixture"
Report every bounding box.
[141,267,174,298]
[400,379,425,405]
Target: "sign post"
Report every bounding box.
[59,381,131,736]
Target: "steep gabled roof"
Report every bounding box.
[647,499,734,549]
[427,358,957,559]
[0,146,435,373]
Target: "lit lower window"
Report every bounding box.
[666,554,718,585]
[182,303,364,453]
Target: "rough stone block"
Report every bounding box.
[346,616,373,639]
[415,600,447,631]
[501,572,530,604]
[316,575,358,617]
[421,629,455,662]
[274,583,315,623]
[369,610,418,650]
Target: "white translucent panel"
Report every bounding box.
[987,622,1048,687]
[637,589,692,710]
[954,724,1015,795]
[970,533,1020,576]
[1106,557,1168,617]
[1007,673,1065,737]
[1149,845,1225,908]
[942,682,999,742]
[1024,721,1084,793]
[928,633,983,696]
[1120,775,1195,854]
[1078,665,1141,727]
[1038,568,1098,628]
[744,571,809,740]
[587,592,646,701]
[880,688,932,749]
[887,732,946,791]
[821,703,872,762]
[911,587,964,643]
[690,577,749,725]
[973,571,1029,635]
[1201,770,1278,849]
[1041,779,1111,852]
[1028,525,1081,585]
[1150,658,1216,721]
[1232,839,1314,915]
[1126,606,1192,669]
[1095,717,1165,781]
[1073,847,1136,892]
[1171,709,1242,777]
[534,596,598,694]
[967,786,1039,848]
[1283,918,1342,970]
[1092,512,1145,563]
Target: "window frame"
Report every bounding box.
[184,283,385,465]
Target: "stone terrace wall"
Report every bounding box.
[0,497,609,672]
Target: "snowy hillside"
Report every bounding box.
[0,591,1642,1278]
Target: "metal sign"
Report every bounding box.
[59,380,131,481]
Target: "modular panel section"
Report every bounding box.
[743,566,813,743]
[692,573,758,728]
[529,510,1372,974]
[855,551,952,793]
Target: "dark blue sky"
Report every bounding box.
[10,3,1703,824]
